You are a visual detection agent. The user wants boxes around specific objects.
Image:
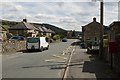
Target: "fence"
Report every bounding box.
[2,40,26,54]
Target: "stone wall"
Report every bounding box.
[2,41,26,54]
[114,34,120,71]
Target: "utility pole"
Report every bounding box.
[118,1,120,21]
[99,1,104,59]
[92,0,104,59]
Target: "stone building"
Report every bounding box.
[41,26,55,37]
[82,18,102,47]
[9,19,39,37]
[109,21,120,71]
[109,21,120,41]
[0,24,8,41]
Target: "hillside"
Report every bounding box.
[1,19,19,27]
[33,23,67,37]
[41,23,67,34]
[1,19,19,30]
[1,20,67,36]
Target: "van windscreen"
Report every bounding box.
[27,38,39,43]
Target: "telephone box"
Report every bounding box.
[109,42,117,53]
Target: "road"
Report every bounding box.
[2,39,76,79]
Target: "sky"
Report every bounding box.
[0,0,119,31]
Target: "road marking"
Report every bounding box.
[45,59,66,63]
[52,55,67,60]
[62,47,75,80]
[45,59,58,62]
[62,46,72,55]
[45,55,67,62]
[45,46,72,63]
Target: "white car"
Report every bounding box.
[26,37,49,51]
[92,45,99,50]
[87,44,99,54]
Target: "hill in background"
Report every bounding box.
[33,23,67,35]
[1,19,82,38]
[1,19,67,37]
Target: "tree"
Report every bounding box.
[72,30,76,37]
[53,34,60,41]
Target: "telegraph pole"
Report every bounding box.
[99,1,104,59]
[92,0,104,59]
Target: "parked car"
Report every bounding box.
[79,40,85,48]
[62,38,67,42]
[26,37,49,52]
[9,36,26,41]
[87,44,99,54]
[80,42,85,48]
[86,40,99,54]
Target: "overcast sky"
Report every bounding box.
[0,0,119,31]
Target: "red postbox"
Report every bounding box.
[109,42,117,53]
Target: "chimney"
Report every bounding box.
[23,18,27,23]
[93,17,96,22]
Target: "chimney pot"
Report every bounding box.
[23,19,27,22]
[93,17,96,22]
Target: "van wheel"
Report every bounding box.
[26,49,29,52]
[46,45,49,50]
[40,47,43,52]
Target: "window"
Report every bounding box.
[27,38,39,43]
[45,37,49,42]
[95,37,97,41]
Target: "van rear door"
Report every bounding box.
[26,37,40,50]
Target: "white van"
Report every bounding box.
[26,37,49,51]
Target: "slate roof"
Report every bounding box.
[42,27,51,33]
[82,18,111,36]
[82,18,102,28]
[9,22,39,30]
[34,24,54,33]
[109,21,120,28]
[34,24,44,32]
[47,29,55,33]
[82,18,107,31]
[82,21,102,28]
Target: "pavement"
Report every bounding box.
[66,44,120,80]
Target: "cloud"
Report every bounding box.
[32,12,81,30]
[1,2,118,31]
[104,2,118,25]
[1,0,120,2]
[1,2,24,12]
[35,13,58,19]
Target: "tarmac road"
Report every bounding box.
[2,39,76,79]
